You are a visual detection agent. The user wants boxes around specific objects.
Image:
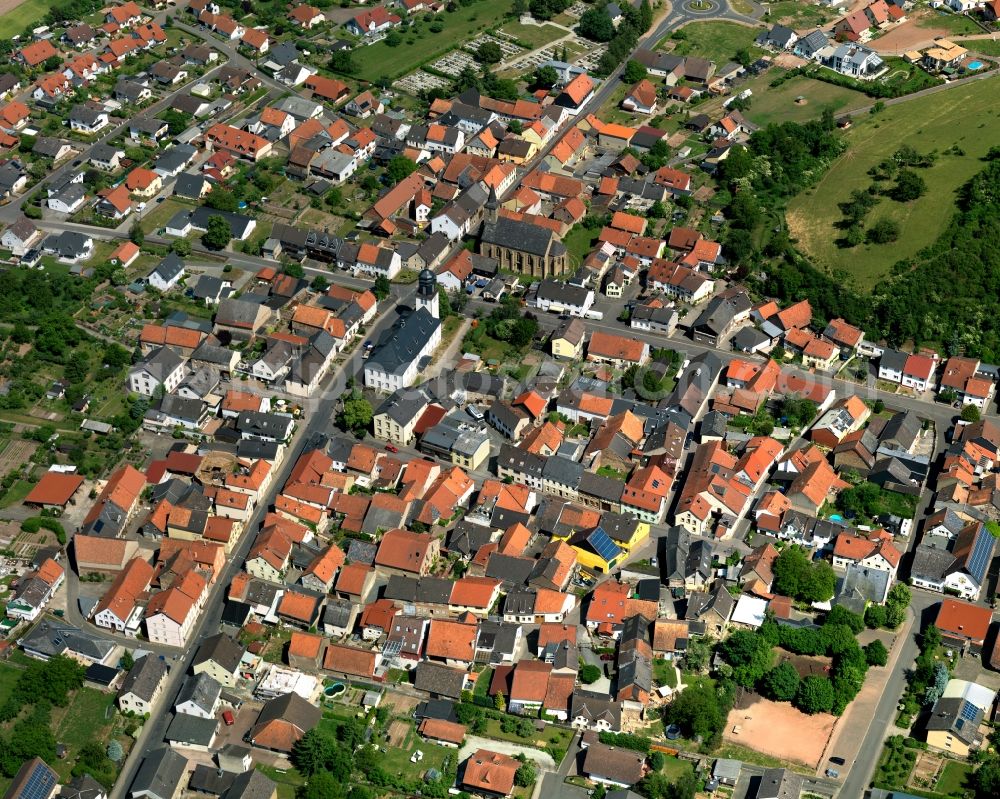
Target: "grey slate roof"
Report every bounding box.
[150,253,185,284]
[135,346,185,382]
[414,661,467,698]
[21,618,114,663]
[375,387,430,426]
[480,216,565,258]
[222,768,278,799]
[130,747,188,799]
[175,672,222,715]
[118,654,169,703]
[194,633,244,675]
[166,712,218,746]
[368,307,440,376]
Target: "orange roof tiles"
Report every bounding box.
[462,750,519,795]
[511,660,552,702]
[335,562,373,596]
[25,472,84,506]
[323,643,376,677]
[375,528,435,573]
[278,589,320,623]
[425,618,477,661]
[610,211,647,236]
[288,631,324,660]
[94,557,153,621]
[74,535,133,569]
[588,331,647,363]
[935,597,992,643]
[560,73,594,105]
[449,576,501,609]
[20,41,58,66]
[84,465,145,527]
[419,718,466,745]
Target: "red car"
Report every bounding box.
[385,444,399,453]
[222,710,235,726]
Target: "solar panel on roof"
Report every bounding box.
[20,764,57,799]
[587,527,622,563]
[967,527,993,581]
[959,701,979,722]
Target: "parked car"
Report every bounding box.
[222,710,235,726]
[385,444,398,453]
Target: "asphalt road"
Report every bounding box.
[839,591,941,798]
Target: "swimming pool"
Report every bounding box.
[829,514,844,523]
[325,682,346,697]
[968,61,985,70]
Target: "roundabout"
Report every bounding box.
[681,0,722,14]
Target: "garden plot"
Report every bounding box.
[565,1,588,18]
[431,50,478,77]
[397,70,450,94]
[464,33,524,60]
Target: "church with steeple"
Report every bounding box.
[415,267,439,319]
[477,185,570,278]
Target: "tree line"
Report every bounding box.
[727,120,1000,361]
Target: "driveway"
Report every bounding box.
[458,735,556,770]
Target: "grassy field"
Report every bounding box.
[786,78,1000,291]
[653,658,678,687]
[259,766,304,799]
[761,0,835,28]
[935,760,974,795]
[0,663,20,709]
[353,0,515,82]
[0,480,34,510]
[964,39,1000,57]
[499,21,565,50]
[919,9,983,36]
[662,21,763,65]
[563,224,598,266]
[660,756,694,782]
[742,73,869,126]
[0,0,52,38]
[140,198,189,236]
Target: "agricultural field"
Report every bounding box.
[352,0,515,83]
[0,0,52,38]
[786,78,1000,291]
[661,21,764,65]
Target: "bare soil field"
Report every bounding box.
[775,650,833,679]
[725,694,837,768]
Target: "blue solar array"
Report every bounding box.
[967,527,993,581]
[20,763,57,799]
[959,701,979,723]
[588,526,622,563]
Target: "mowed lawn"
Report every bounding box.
[353,0,514,82]
[965,39,1000,57]
[661,21,763,65]
[0,0,51,38]
[499,21,565,50]
[742,72,869,126]
[786,79,1000,291]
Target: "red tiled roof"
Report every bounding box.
[25,472,83,506]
